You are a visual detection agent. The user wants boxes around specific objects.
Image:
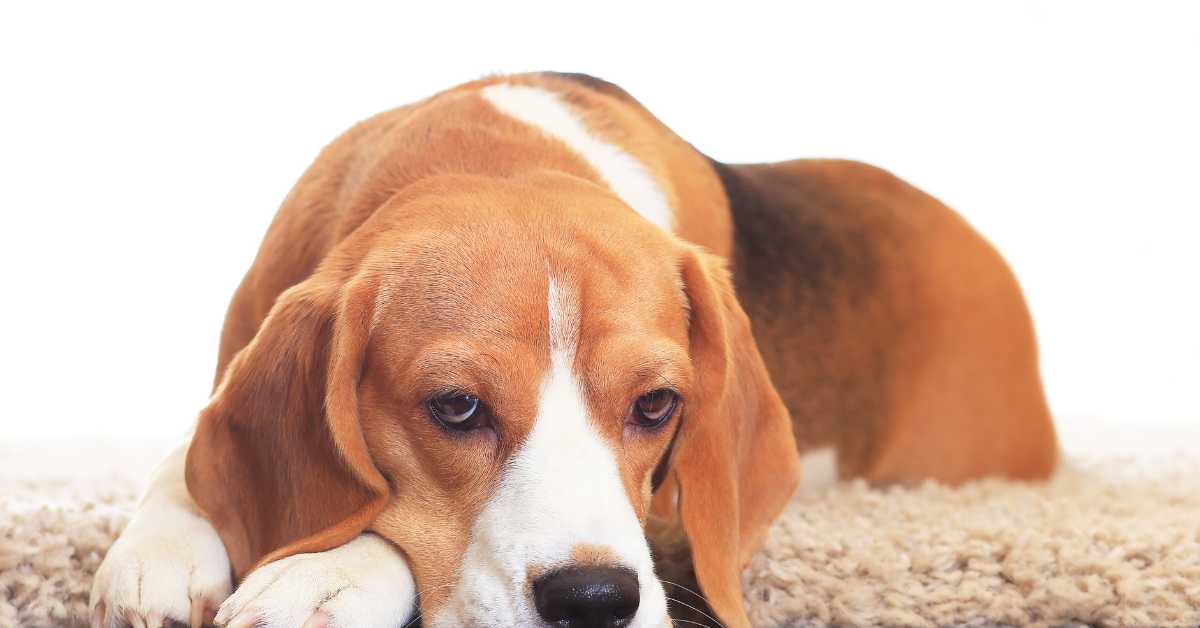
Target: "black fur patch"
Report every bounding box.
[706,157,892,473]
[710,158,877,310]
[540,71,634,101]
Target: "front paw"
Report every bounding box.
[90,504,232,627]
[216,534,416,628]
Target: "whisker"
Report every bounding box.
[401,610,422,628]
[671,618,720,628]
[664,596,725,628]
[656,578,708,603]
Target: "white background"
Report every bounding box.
[2,2,1196,455]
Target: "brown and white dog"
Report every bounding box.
[89,72,1059,628]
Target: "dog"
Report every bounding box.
[89,72,1059,628]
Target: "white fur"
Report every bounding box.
[429,275,670,627]
[90,443,233,627]
[797,445,839,491]
[90,442,418,628]
[217,534,416,628]
[481,83,675,233]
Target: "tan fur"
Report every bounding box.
[720,159,1058,484]
[184,72,1058,628]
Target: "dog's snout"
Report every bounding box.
[533,566,640,627]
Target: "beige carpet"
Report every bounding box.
[2,430,1198,628]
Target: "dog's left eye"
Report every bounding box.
[630,389,679,428]
[429,392,486,430]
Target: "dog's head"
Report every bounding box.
[186,173,799,627]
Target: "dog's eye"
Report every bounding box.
[630,389,679,428]
[429,392,484,430]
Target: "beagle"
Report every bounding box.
[90,72,1059,628]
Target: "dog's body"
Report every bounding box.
[91,73,1057,628]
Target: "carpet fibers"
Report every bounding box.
[2,437,1198,627]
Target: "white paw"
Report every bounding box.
[215,534,416,628]
[90,502,232,627]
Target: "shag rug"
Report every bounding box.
[2,428,1198,628]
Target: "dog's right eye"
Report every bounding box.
[629,388,679,428]
[429,392,487,430]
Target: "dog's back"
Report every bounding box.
[714,158,1058,484]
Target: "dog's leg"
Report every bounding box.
[214,533,416,628]
[90,442,233,627]
[92,443,419,628]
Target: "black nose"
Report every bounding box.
[533,566,640,628]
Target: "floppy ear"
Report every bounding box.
[672,248,801,628]
[185,277,389,580]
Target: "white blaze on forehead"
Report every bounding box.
[429,273,668,627]
[547,274,579,355]
[480,83,675,233]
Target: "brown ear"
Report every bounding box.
[672,248,801,628]
[185,277,389,579]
